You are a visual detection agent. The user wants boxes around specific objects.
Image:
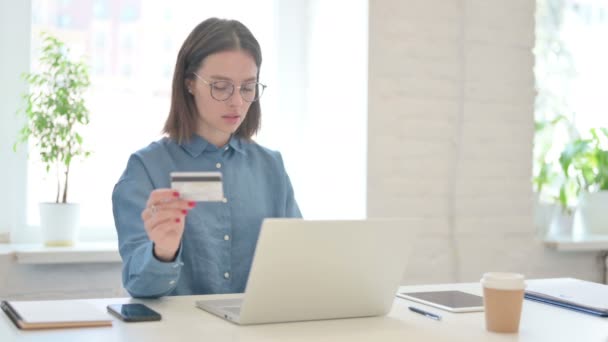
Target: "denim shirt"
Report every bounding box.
[112,135,301,298]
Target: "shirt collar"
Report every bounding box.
[228,135,246,155]
[180,134,246,157]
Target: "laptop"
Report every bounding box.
[196,218,416,325]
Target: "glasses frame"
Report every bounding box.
[193,72,266,102]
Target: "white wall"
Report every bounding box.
[368,0,602,284]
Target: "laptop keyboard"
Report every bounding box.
[223,306,241,315]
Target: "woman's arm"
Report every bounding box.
[275,151,302,218]
[112,154,187,298]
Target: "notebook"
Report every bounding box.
[1,299,113,329]
[196,218,417,325]
[524,278,608,317]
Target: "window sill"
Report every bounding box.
[544,234,608,251]
[0,242,121,264]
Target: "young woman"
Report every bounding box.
[112,18,301,298]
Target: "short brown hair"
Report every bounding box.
[163,18,262,143]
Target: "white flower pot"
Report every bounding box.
[575,191,608,235]
[547,206,573,237]
[533,194,556,238]
[39,202,80,246]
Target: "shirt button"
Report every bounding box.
[169,280,176,285]
[224,146,229,151]
[172,264,179,268]
[224,235,230,241]
[216,162,222,169]
[224,272,230,279]
[222,197,228,203]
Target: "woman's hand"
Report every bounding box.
[141,189,195,261]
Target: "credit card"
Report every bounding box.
[170,172,224,202]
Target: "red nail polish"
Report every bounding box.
[175,218,181,223]
[181,210,187,215]
[173,191,180,197]
[188,201,196,207]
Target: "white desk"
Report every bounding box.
[1,279,605,342]
[545,234,608,283]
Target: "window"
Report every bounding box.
[6,0,367,241]
[534,0,608,202]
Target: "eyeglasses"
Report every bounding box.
[193,72,266,102]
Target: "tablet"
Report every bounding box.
[397,290,484,312]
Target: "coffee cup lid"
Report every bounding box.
[480,272,525,290]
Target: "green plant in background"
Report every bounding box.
[533,0,577,210]
[13,32,91,204]
[558,128,608,211]
[533,115,569,195]
[532,114,580,207]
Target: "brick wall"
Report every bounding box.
[368,0,602,284]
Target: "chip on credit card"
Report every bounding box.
[170,172,224,202]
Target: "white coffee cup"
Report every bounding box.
[480,272,526,333]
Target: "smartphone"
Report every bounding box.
[107,303,162,322]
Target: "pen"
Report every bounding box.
[408,306,442,321]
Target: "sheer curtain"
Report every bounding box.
[561,2,608,131]
[20,0,366,241]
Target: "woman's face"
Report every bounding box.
[187,50,258,146]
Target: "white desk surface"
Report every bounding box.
[1,279,606,342]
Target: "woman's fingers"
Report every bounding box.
[142,200,194,221]
[141,188,197,258]
[145,208,187,231]
[146,189,180,207]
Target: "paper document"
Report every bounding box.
[1,300,113,330]
[525,278,608,316]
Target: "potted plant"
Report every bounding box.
[558,128,608,235]
[13,33,91,246]
[532,115,577,237]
